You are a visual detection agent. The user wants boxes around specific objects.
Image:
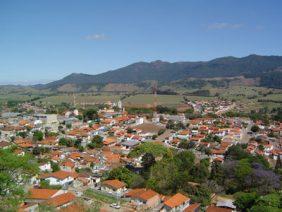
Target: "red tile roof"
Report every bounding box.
[61,160,75,168]
[126,188,159,201]
[184,203,201,212]
[103,137,117,145]
[206,206,232,212]
[102,179,126,190]
[39,170,78,180]
[44,192,76,208]
[164,193,190,208]
[138,189,159,201]
[28,189,59,200]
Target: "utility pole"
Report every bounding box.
[152,81,158,110]
[73,93,76,108]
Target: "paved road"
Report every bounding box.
[156,129,172,142]
[239,121,253,144]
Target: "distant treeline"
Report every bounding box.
[184,89,211,97]
[126,107,153,115]
[156,89,178,95]
[178,79,228,89]
[258,99,282,104]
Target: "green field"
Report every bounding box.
[0,85,281,112]
[0,94,44,104]
[123,94,184,107]
[37,93,122,105]
[216,86,282,111]
[84,189,121,204]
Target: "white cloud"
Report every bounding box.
[207,22,243,30]
[85,34,107,40]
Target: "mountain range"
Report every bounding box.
[36,54,282,91]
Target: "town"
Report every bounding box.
[0,97,281,212]
[1,1,282,211]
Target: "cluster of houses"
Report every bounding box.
[166,116,282,163]
[186,99,235,115]
[0,100,281,211]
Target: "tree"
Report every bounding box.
[127,128,134,133]
[202,134,221,143]
[258,144,264,151]
[244,163,280,195]
[178,141,196,149]
[32,146,41,155]
[50,161,60,172]
[141,153,156,170]
[183,184,211,206]
[33,130,44,141]
[40,179,62,190]
[250,193,281,212]
[185,108,194,116]
[38,204,56,212]
[144,151,197,195]
[158,129,165,135]
[0,149,39,210]
[66,123,72,129]
[128,142,170,158]
[17,131,27,138]
[251,125,259,133]
[59,138,73,147]
[108,167,144,188]
[147,159,180,194]
[87,135,103,149]
[225,145,249,160]
[250,205,280,212]
[166,120,174,129]
[78,146,84,152]
[210,161,224,184]
[190,159,210,183]
[173,151,195,172]
[175,122,185,130]
[74,139,82,148]
[156,105,177,115]
[234,192,258,211]
[83,109,98,122]
[235,159,252,181]
[275,155,282,174]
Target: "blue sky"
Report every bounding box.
[0,0,281,84]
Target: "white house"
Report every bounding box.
[34,114,59,132]
[101,179,127,196]
[39,162,52,172]
[162,193,190,212]
[39,170,78,186]
[135,117,144,125]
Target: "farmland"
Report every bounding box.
[36,93,122,105]
[122,94,184,107]
[0,85,281,112]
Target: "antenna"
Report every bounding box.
[152,81,158,110]
[73,93,76,108]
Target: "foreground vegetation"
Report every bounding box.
[106,142,281,209]
[0,148,39,211]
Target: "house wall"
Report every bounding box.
[163,200,190,212]
[39,163,51,172]
[46,176,74,186]
[101,185,126,196]
[145,195,161,208]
